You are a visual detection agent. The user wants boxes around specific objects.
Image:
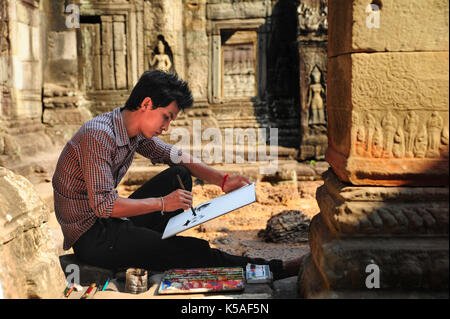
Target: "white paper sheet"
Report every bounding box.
[161,183,256,239]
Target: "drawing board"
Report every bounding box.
[161,183,256,239]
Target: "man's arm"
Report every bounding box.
[111,189,193,218]
[177,152,250,193]
[111,197,161,218]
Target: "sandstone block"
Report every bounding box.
[206,1,267,20]
[0,167,66,298]
[328,0,449,57]
[305,214,448,291]
[326,51,449,186]
[43,106,91,127]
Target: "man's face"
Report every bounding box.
[139,99,179,138]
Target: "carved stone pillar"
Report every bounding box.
[297,0,329,161]
[298,0,449,298]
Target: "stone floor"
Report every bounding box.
[64,276,300,299]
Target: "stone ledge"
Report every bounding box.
[121,160,328,186]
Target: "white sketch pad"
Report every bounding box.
[161,183,256,239]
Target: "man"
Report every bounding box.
[53,70,301,280]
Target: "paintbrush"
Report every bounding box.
[176,174,196,216]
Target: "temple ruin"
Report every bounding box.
[0,0,448,299]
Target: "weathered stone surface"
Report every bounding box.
[258,210,311,243]
[328,0,450,57]
[43,107,92,127]
[206,0,267,20]
[326,51,449,186]
[303,214,448,292]
[297,1,329,160]
[317,169,449,235]
[0,167,66,298]
[299,0,450,299]
[298,169,449,298]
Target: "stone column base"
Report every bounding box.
[298,169,449,298]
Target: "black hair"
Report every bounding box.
[124,70,193,111]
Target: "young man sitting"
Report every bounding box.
[52,70,302,280]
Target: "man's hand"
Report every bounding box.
[222,174,251,193]
[162,189,193,212]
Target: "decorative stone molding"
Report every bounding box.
[317,169,449,236]
[298,170,449,297]
[326,52,449,186]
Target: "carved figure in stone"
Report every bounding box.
[364,113,377,155]
[223,44,255,97]
[413,125,428,158]
[298,2,327,33]
[426,111,443,158]
[404,111,419,157]
[356,126,366,156]
[307,66,326,126]
[372,126,384,158]
[392,127,405,158]
[381,111,397,157]
[149,38,172,73]
[353,113,366,156]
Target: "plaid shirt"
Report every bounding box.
[53,107,179,250]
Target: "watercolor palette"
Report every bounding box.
[158,267,245,295]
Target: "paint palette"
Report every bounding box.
[158,267,245,295]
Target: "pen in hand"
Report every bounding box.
[176,174,196,216]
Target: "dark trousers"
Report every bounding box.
[73,166,283,277]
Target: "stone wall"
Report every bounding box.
[1,0,329,171]
[0,0,91,181]
[0,0,54,174]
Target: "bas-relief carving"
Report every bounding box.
[220,30,257,99]
[223,43,255,98]
[297,0,328,159]
[307,65,326,126]
[353,111,448,159]
[427,111,445,158]
[298,0,328,34]
[351,52,449,112]
[147,35,174,73]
